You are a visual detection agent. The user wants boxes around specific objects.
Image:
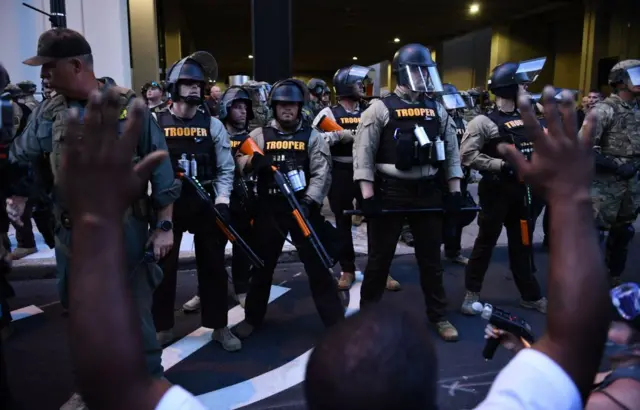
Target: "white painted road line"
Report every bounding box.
[162,285,290,371]
[10,305,44,321]
[197,273,363,410]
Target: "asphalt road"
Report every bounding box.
[4,240,640,410]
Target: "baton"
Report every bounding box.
[344,207,481,216]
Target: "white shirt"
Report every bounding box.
[475,348,582,409]
[155,386,206,410]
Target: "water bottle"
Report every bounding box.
[190,154,198,178]
[413,124,431,147]
[178,153,190,175]
[435,136,446,161]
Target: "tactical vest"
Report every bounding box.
[483,110,533,161]
[229,131,249,156]
[599,98,640,158]
[44,87,135,190]
[257,125,311,197]
[330,104,361,158]
[453,115,465,143]
[156,109,216,181]
[377,94,441,169]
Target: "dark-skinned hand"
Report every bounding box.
[59,89,168,225]
[498,86,597,204]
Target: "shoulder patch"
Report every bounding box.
[119,108,127,120]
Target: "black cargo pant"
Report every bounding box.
[465,178,542,301]
[244,197,344,328]
[229,194,255,296]
[442,178,470,257]
[0,335,11,410]
[152,199,229,332]
[361,176,448,323]
[327,161,361,274]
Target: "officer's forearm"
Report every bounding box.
[447,178,461,192]
[359,181,374,199]
[156,204,173,224]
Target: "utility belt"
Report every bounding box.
[375,172,442,209]
[56,197,150,230]
[479,170,519,185]
[332,160,354,172]
[392,126,446,171]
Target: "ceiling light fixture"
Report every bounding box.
[352,56,358,60]
[394,37,401,43]
[248,55,254,59]
[469,3,480,14]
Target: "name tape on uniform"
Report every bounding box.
[394,107,436,118]
[265,141,306,151]
[164,127,209,138]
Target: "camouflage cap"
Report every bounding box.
[4,84,22,98]
[612,59,640,72]
[23,28,92,66]
[17,80,37,94]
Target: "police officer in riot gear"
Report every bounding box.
[587,60,640,287]
[219,86,256,306]
[150,52,241,351]
[233,79,344,339]
[312,65,400,291]
[460,58,549,316]
[440,83,477,265]
[353,43,463,341]
[307,78,329,116]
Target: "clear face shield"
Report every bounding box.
[442,93,468,110]
[347,66,374,96]
[625,65,640,90]
[515,57,547,86]
[401,65,444,93]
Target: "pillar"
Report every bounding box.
[252,0,292,83]
[128,0,160,93]
[159,0,183,77]
[489,25,511,74]
[578,0,600,95]
[65,0,132,88]
[0,0,51,92]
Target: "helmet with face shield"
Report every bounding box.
[440,83,468,111]
[392,44,443,93]
[488,57,546,100]
[333,65,374,99]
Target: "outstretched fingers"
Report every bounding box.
[498,143,532,177]
[118,98,146,163]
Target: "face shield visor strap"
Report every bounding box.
[515,57,547,85]
[442,93,467,110]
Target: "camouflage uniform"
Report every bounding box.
[16,81,39,111]
[244,80,273,132]
[584,59,640,281]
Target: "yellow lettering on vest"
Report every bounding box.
[426,109,435,117]
[231,140,241,148]
[505,120,524,129]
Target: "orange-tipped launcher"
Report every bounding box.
[317,115,344,132]
[239,137,264,156]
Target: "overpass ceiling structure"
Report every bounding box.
[180,0,575,78]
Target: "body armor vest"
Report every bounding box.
[377,94,441,169]
[229,131,256,200]
[330,104,360,158]
[43,87,135,206]
[453,115,465,143]
[599,98,640,158]
[156,109,216,181]
[483,110,533,161]
[257,125,311,197]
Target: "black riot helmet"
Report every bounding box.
[218,86,254,124]
[166,51,218,105]
[98,77,116,87]
[488,57,546,99]
[0,63,9,92]
[333,65,373,99]
[268,78,308,107]
[440,83,468,110]
[307,78,327,99]
[392,44,443,93]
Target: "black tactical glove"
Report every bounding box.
[616,162,638,180]
[300,197,318,218]
[361,196,383,218]
[500,161,516,178]
[215,203,231,223]
[251,152,273,174]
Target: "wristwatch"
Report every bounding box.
[156,220,173,232]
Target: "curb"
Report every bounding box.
[8,249,370,281]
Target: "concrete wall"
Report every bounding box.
[440,28,491,91]
[128,0,160,93]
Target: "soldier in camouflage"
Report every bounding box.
[307,78,329,117]
[244,80,273,132]
[584,59,640,286]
